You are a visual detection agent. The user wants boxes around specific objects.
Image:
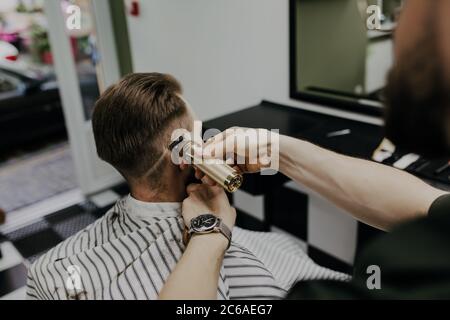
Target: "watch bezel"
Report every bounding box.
[190,214,220,234]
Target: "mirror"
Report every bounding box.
[290,0,403,115]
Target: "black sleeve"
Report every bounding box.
[287,194,450,299]
[427,193,450,219]
[286,279,365,300]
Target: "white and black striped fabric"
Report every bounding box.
[26,195,349,300]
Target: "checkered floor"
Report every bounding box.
[0,185,128,300]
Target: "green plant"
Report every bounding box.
[16,0,27,13]
[30,23,50,54]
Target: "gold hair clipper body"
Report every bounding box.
[170,136,243,193]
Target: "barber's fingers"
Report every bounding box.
[204,127,251,159]
[232,165,242,173]
[204,126,245,146]
[194,168,204,180]
[186,183,201,195]
[200,183,226,198]
[181,162,216,185]
[201,175,217,186]
[186,183,222,200]
[186,182,213,194]
[192,167,217,186]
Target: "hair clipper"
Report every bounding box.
[169,135,243,193]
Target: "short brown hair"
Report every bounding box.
[92,73,188,181]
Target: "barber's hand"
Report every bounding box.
[182,184,236,231]
[192,127,277,186]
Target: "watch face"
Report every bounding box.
[191,214,218,233]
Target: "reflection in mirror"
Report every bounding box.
[292,0,403,112]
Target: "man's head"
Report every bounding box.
[384,0,450,157]
[92,73,194,200]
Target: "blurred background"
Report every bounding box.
[4,0,437,300]
[0,0,102,215]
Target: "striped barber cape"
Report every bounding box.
[26,195,349,300]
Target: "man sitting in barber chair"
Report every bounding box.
[26,73,348,300]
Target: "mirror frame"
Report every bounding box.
[289,0,384,117]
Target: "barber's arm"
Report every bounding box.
[159,184,235,300]
[201,128,447,231]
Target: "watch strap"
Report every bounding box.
[183,217,232,249]
[216,218,232,248]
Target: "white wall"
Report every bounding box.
[125,0,382,125]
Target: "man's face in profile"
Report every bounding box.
[384,0,450,157]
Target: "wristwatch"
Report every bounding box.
[183,214,232,249]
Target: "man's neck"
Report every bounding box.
[129,165,189,203]
[130,185,185,203]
